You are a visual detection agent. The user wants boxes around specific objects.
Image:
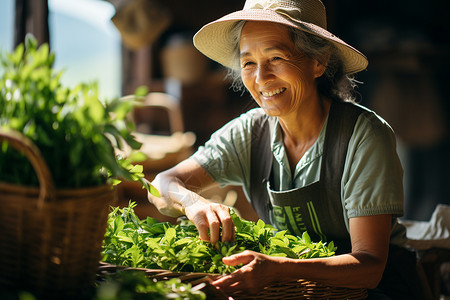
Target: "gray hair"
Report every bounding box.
[226,21,358,102]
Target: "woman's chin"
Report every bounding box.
[260,106,282,117]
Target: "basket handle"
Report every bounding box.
[0,128,55,205]
[122,92,185,134]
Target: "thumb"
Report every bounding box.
[222,250,255,266]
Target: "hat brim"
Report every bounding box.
[193,9,368,75]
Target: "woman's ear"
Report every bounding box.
[313,59,327,78]
[313,53,330,78]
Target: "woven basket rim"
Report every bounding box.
[97,262,368,299]
[0,129,114,204]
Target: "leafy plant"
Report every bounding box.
[0,270,206,300]
[94,270,206,300]
[102,202,337,274]
[0,34,155,192]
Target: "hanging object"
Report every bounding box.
[110,0,172,50]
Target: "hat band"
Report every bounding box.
[244,0,327,29]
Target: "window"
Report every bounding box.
[49,0,121,99]
[0,0,14,52]
[0,0,122,100]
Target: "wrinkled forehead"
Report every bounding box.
[239,21,297,53]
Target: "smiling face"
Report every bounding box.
[239,21,325,118]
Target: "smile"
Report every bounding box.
[261,88,286,97]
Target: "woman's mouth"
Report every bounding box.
[260,88,286,97]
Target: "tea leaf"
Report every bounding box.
[102,202,337,274]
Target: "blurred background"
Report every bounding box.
[0,0,449,223]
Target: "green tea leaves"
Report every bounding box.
[94,270,206,300]
[102,202,337,275]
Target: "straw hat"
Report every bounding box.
[193,0,368,74]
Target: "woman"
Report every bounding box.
[148,0,423,298]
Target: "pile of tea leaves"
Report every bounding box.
[102,202,337,274]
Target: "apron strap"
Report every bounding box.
[249,110,274,223]
[320,101,364,249]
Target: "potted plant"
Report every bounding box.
[0,34,157,298]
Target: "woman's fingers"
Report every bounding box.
[206,208,221,244]
[185,202,235,244]
[213,262,258,294]
[193,217,211,242]
[213,272,244,292]
[214,251,255,288]
[207,203,235,244]
[214,251,274,295]
[216,204,235,242]
[222,250,255,266]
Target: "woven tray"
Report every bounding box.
[97,262,368,299]
[233,279,368,299]
[97,262,229,299]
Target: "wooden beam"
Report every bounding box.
[14,0,49,47]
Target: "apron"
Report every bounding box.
[248,100,425,299]
[249,100,362,254]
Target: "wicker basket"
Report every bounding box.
[0,130,116,298]
[97,263,368,299]
[232,279,368,299]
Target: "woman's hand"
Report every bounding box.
[184,200,234,244]
[212,250,282,295]
[211,214,393,295]
[148,158,235,244]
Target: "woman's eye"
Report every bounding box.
[272,56,282,61]
[242,61,254,68]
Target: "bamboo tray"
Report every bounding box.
[97,262,368,299]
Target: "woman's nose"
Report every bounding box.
[255,64,274,85]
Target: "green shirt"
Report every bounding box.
[192,106,407,245]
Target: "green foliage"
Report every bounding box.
[0,34,156,193]
[0,270,206,300]
[102,202,337,274]
[94,270,206,300]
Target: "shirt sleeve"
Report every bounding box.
[342,110,404,219]
[190,109,259,188]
